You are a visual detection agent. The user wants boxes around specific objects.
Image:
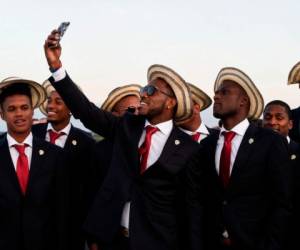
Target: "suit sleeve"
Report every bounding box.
[185,147,206,250]
[261,135,292,250]
[49,73,120,139]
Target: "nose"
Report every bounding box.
[140,90,148,98]
[213,92,220,102]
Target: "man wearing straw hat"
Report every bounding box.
[31,80,95,250]
[44,30,199,250]
[187,67,291,250]
[178,83,213,142]
[0,78,68,250]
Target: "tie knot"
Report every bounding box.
[222,131,236,142]
[14,144,28,154]
[49,130,65,144]
[191,132,201,142]
[145,125,159,135]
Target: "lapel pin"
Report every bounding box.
[248,138,254,144]
[175,140,180,145]
[72,140,77,146]
[291,154,296,160]
[39,149,44,156]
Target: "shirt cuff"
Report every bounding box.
[52,67,66,82]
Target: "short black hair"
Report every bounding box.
[0,83,32,107]
[264,100,292,119]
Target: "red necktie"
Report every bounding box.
[219,131,236,187]
[14,144,29,195]
[191,132,201,142]
[138,126,159,174]
[49,130,65,144]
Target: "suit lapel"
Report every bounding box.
[64,125,77,151]
[155,126,182,168]
[124,115,146,174]
[27,137,47,193]
[0,136,22,194]
[206,131,224,189]
[228,124,257,187]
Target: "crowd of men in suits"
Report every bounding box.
[0,29,300,250]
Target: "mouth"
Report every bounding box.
[140,101,148,107]
[47,111,57,116]
[14,119,27,126]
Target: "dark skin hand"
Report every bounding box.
[44,30,63,70]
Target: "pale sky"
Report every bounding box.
[1,0,300,131]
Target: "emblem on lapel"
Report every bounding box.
[248,138,254,144]
[291,154,297,160]
[72,140,77,146]
[174,140,180,145]
[39,149,44,156]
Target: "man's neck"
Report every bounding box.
[222,116,247,130]
[8,131,31,143]
[50,120,70,132]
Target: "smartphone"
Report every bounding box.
[57,22,70,38]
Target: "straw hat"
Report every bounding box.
[287,61,300,85]
[0,77,46,109]
[214,67,264,120]
[101,84,141,112]
[39,79,56,115]
[187,83,212,111]
[147,64,193,122]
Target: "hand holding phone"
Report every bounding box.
[57,22,70,38]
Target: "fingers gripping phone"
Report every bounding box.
[57,22,70,38]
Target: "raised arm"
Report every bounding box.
[44,30,119,138]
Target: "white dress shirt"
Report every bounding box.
[180,122,210,142]
[7,133,33,170]
[121,119,173,230]
[52,67,66,82]
[215,119,249,175]
[46,123,71,148]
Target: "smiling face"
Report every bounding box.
[263,103,293,137]
[138,78,177,124]
[46,91,71,129]
[1,94,33,139]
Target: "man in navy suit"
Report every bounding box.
[44,30,199,250]
[187,68,291,250]
[0,78,68,250]
[262,100,300,250]
[31,80,95,250]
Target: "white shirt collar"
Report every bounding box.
[287,136,290,144]
[179,122,210,136]
[144,119,173,135]
[220,118,249,136]
[47,122,71,135]
[7,132,33,148]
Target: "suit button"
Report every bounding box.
[223,200,228,205]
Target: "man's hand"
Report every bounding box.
[44,30,62,71]
[89,243,100,250]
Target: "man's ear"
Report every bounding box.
[0,110,5,121]
[166,97,177,110]
[194,103,201,112]
[288,119,293,130]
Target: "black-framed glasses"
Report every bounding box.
[125,106,137,114]
[114,106,137,114]
[140,85,174,98]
